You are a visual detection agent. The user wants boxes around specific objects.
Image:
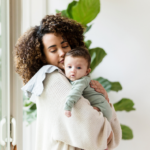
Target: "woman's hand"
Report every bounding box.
[90,80,109,103]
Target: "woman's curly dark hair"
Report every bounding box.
[14,14,85,84]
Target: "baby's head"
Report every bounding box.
[64,47,91,81]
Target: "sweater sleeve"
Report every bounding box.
[64,78,88,111]
[37,72,121,150]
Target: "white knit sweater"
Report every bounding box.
[32,71,121,150]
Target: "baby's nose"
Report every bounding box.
[71,68,76,73]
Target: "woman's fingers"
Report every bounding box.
[105,96,109,103]
[90,80,104,91]
[90,80,98,88]
[90,80,109,103]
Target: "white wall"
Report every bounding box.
[48,0,150,149]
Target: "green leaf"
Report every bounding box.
[113,98,136,112]
[23,102,37,124]
[88,47,106,72]
[72,0,100,26]
[67,1,78,18]
[121,124,133,140]
[84,24,92,34]
[94,77,111,92]
[94,77,123,92]
[23,109,37,125]
[30,103,37,110]
[110,82,122,92]
[85,40,92,49]
[56,9,69,18]
[56,9,61,14]
[23,95,37,124]
[24,101,32,107]
[61,10,69,18]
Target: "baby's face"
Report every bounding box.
[64,56,90,81]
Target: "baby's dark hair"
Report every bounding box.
[65,47,91,68]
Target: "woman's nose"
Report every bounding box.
[59,49,65,57]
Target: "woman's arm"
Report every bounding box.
[90,80,122,148]
[37,72,121,150]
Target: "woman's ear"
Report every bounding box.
[86,68,91,75]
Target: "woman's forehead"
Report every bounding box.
[43,33,67,43]
[43,33,62,42]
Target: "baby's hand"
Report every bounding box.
[65,111,72,117]
[93,106,101,112]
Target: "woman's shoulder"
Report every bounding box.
[37,65,64,75]
[21,65,66,99]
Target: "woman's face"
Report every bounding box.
[42,33,71,69]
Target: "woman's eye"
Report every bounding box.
[77,67,81,69]
[68,66,71,68]
[62,45,68,48]
[50,50,56,53]
[62,43,69,48]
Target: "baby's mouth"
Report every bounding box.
[71,75,75,77]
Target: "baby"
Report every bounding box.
[64,47,112,122]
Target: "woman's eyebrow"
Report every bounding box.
[61,40,67,44]
[48,45,56,49]
[48,40,67,49]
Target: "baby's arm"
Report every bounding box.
[64,78,88,117]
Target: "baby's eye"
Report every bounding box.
[68,66,71,68]
[77,67,81,69]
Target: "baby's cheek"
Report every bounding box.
[65,71,70,77]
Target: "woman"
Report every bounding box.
[14,14,121,150]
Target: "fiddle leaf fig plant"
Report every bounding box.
[23,0,136,140]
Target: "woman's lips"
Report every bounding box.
[59,59,64,63]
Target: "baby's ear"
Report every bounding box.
[86,68,91,75]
